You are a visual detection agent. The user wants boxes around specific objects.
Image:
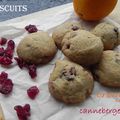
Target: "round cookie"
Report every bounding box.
[52,21,82,49]
[92,22,120,50]
[0,105,5,120]
[94,50,120,87]
[49,60,94,104]
[17,31,57,64]
[61,30,104,66]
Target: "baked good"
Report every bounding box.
[61,30,103,66]
[92,22,120,50]
[17,31,57,64]
[52,21,82,49]
[49,60,94,104]
[0,105,5,120]
[94,50,120,87]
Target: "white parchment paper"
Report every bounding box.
[0,1,120,120]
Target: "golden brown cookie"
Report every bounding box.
[49,60,94,104]
[94,50,120,87]
[92,22,120,50]
[61,30,104,66]
[52,21,82,49]
[17,31,57,64]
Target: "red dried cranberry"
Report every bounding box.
[15,57,37,79]
[0,47,5,56]
[7,40,15,50]
[72,26,79,31]
[14,104,31,120]
[0,38,7,45]
[0,72,8,84]
[0,56,3,63]
[0,79,13,95]
[28,64,37,79]
[0,57,13,66]
[0,40,15,66]
[0,72,8,80]
[25,25,38,33]
[27,86,39,100]
[14,57,26,69]
[5,49,14,58]
[14,105,27,120]
[23,104,31,116]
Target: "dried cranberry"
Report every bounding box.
[61,67,76,81]
[0,38,7,45]
[14,104,31,120]
[15,57,37,79]
[0,40,15,66]
[27,86,39,100]
[14,105,27,120]
[5,49,14,58]
[14,57,26,69]
[28,64,37,79]
[0,57,13,66]
[0,79,13,95]
[0,72,8,80]
[25,25,38,33]
[7,40,15,50]
[72,26,79,31]
[0,56,3,63]
[0,72,8,84]
[23,104,31,116]
[0,47,5,56]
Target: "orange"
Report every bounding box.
[73,0,118,21]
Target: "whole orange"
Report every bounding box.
[73,0,118,21]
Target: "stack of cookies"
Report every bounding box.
[49,21,120,104]
[16,21,120,104]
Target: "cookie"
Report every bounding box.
[17,31,57,64]
[0,105,5,120]
[92,22,120,50]
[52,21,82,49]
[94,50,120,87]
[61,30,103,66]
[49,60,94,104]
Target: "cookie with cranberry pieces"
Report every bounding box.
[52,21,82,49]
[94,50,120,87]
[17,31,57,64]
[61,30,103,66]
[92,22,120,50]
[49,60,94,104]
